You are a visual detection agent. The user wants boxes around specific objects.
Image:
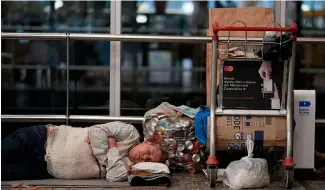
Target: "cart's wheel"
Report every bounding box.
[285,168,294,189]
[208,167,217,188]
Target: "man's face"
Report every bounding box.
[128,142,162,164]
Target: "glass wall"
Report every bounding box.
[120,0,275,116]
[68,40,111,115]
[1,1,111,33]
[285,1,325,119]
[1,1,111,116]
[1,39,67,114]
[1,1,324,121]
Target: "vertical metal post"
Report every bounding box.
[110,0,121,116]
[66,33,70,125]
[11,40,15,86]
[109,2,116,116]
[209,39,218,156]
[275,1,281,26]
[275,1,286,27]
[286,41,296,159]
[206,29,219,188]
[275,0,286,26]
[281,61,288,111]
[218,61,223,109]
[280,1,286,27]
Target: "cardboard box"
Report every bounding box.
[293,90,316,169]
[206,7,275,106]
[207,116,286,151]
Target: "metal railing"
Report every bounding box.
[2,32,325,44]
[1,115,143,124]
[1,115,325,125]
[1,32,325,125]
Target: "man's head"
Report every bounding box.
[128,141,162,164]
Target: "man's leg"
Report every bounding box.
[1,125,51,180]
[2,159,51,180]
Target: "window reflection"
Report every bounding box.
[286,1,325,36]
[300,0,325,31]
[295,43,325,119]
[1,1,111,116]
[1,0,324,120]
[129,1,275,35]
[1,1,111,33]
[120,42,206,116]
[285,1,325,118]
[1,39,67,114]
[121,0,275,116]
[68,40,110,115]
[136,1,197,15]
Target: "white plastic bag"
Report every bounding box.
[223,135,270,189]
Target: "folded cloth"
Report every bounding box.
[128,173,171,187]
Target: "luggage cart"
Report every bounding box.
[206,21,298,188]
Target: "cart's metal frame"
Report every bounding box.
[206,22,298,188]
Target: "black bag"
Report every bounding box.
[256,33,293,62]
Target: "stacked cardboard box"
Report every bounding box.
[207,116,286,150]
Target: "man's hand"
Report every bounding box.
[108,137,117,148]
[259,61,272,80]
[108,137,131,174]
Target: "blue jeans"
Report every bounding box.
[1,125,51,180]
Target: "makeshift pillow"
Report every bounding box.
[131,162,170,174]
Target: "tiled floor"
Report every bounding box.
[170,173,305,190]
[2,173,325,190]
[304,180,325,190]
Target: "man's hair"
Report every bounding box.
[152,142,169,164]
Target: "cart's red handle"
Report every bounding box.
[212,22,298,33]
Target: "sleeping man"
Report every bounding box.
[2,122,163,182]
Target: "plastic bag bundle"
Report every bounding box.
[223,135,270,189]
[143,102,194,143]
[143,102,206,173]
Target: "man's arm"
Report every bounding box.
[87,122,139,179]
[105,137,129,182]
[89,121,137,142]
[88,121,138,156]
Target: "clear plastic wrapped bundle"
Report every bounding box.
[143,102,206,173]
